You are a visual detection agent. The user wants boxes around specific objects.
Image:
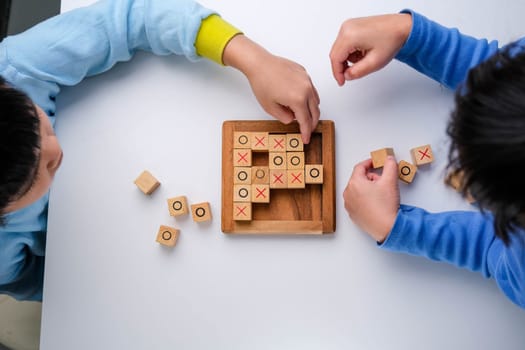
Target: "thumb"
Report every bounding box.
[345,52,381,80]
[380,156,399,185]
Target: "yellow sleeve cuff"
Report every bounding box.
[195,14,243,65]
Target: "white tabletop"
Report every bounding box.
[41,0,525,349]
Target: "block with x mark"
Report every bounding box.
[233,202,252,221]
[269,134,287,152]
[233,149,252,167]
[251,184,270,203]
[287,170,305,188]
[269,169,287,189]
[251,132,269,151]
[410,144,434,166]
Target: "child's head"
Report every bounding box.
[0,77,63,225]
[448,44,525,244]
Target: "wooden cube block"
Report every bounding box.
[269,134,287,152]
[233,184,251,202]
[233,149,252,167]
[287,170,305,188]
[305,164,323,184]
[370,148,395,168]
[398,160,417,184]
[233,202,252,221]
[445,170,476,203]
[251,184,270,203]
[286,133,303,151]
[269,169,287,189]
[251,132,269,151]
[233,132,252,148]
[234,167,252,184]
[191,202,212,222]
[156,225,179,247]
[269,152,287,169]
[287,152,305,170]
[251,166,269,184]
[411,144,434,166]
[167,196,189,216]
[134,170,160,195]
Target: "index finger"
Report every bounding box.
[292,101,313,144]
[351,158,374,179]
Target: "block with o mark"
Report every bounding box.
[167,196,189,216]
[286,133,303,151]
[398,160,417,184]
[269,152,287,169]
[269,134,286,152]
[233,202,252,221]
[251,166,269,184]
[305,164,323,184]
[234,167,252,184]
[233,184,251,202]
[191,202,212,222]
[251,132,269,151]
[287,152,305,170]
[156,225,179,247]
[370,147,395,168]
[233,131,252,149]
[269,169,287,189]
[233,149,252,167]
[251,184,270,203]
[410,144,434,166]
[287,170,305,188]
[134,170,160,195]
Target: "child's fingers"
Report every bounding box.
[344,50,380,80]
[351,158,374,179]
[380,156,399,185]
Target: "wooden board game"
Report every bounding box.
[222,120,335,234]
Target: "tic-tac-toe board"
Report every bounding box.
[222,120,335,234]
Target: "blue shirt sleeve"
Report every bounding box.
[381,205,525,308]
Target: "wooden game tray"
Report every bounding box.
[221,120,335,234]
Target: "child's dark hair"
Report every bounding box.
[447,43,525,245]
[0,76,41,225]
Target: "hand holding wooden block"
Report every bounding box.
[370,148,395,168]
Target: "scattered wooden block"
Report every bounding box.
[370,148,395,169]
[233,184,251,202]
[156,225,179,247]
[251,184,270,203]
[398,160,417,183]
[269,169,287,189]
[234,167,252,185]
[268,134,287,152]
[233,202,252,221]
[269,152,287,169]
[445,170,476,203]
[305,164,323,184]
[411,144,434,166]
[286,133,303,151]
[287,152,305,170]
[167,196,189,216]
[191,202,212,222]
[251,166,269,184]
[233,149,252,167]
[233,132,252,149]
[251,132,269,151]
[287,170,305,188]
[134,170,161,195]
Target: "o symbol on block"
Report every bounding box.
[238,171,248,181]
[172,201,183,211]
[195,207,206,217]
[239,188,249,198]
[256,169,265,179]
[162,231,172,241]
[289,138,299,148]
[309,168,320,178]
[401,166,411,176]
[238,135,249,145]
[291,156,301,166]
[273,155,284,166]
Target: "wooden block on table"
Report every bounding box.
[251,184,270,203]
[233,184,251,202]
[398,160,417,183]
[269,152,287,169]
[233,149,252,167]
[134,170,160,195]
[234,167,252,184]
[269,169,287,189]
[411,144,434,166]
[251,132,269,151]
[305,164,323,184]
[370,148,395,169]
[268,134,287,152]
[287,170,305,188]
[286,133,303,151]
[233,132,252,148]
[191,202,212,222]
[445,170,476,204]
[156,225,179,247]
[167,196,189,216]
[233,202,252,221]
[287,152,305,170]
[251,166,269,184]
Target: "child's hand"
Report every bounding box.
[224,35,320,144]
[329,14,412,85]
[343,156,400,243]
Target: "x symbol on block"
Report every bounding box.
[273,138,284,150]
[272,173,284,184]
[237,152,248,163]
[291,172,302,183]
[255,187,267,198]
[254,136,266,147]
[418,148,431,160]
[236,206,247,216]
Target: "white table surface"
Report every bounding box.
[41,0,525,349]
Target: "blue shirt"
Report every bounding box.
[381,10,525,308]
[0,0,214,301]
